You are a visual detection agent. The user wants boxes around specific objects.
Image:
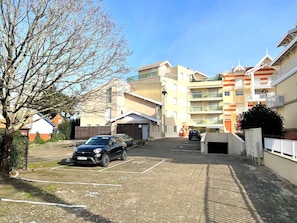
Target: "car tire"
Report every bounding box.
[101,153,110,167]
[120,149,127,161]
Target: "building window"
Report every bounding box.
[156,107,160,119]
[106,88,112,103]
[174,126,177,133]
[105,107,111,120]
[235,90,243,96]
[224,91,230,96]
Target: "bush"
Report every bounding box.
[34,132,46,144]
[0,130,29,170]
[239,104,284,137]
[57,121,71,140]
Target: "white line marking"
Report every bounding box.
[142,159,166,174]
[1,198,86,208]
[97,159,134,172]
[18,178,121,187]
[171,149,200,153]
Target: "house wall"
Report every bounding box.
[275,72,297,130]
[124,94,159,117]
[271,37,297,138]
[80,79,130,126]
[28,114,55,142]
[51,114,64,127]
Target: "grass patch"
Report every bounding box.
[28,160,65,169]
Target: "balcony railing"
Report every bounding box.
[191,119,223,125]
[245,92,274,101]
[127,71,178,82]
[190,106,223,113]
[190,92,222,99]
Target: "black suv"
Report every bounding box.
[188,130,201,141]
[72,135,127,167]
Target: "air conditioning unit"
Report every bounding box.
[275,96,284,107]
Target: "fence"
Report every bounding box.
[75,126,111,140]
[245,128,263,164]
[264,137,297,159]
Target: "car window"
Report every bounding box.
[85,137,109,145]
[115,137,123,143]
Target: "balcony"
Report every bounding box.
[245,92,274,102]
[190,92,223,101]
[266,95,284,108]
[190,105,223,114]
[191,119,224,127]
[272,56,297,83]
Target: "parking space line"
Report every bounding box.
[50,158,164,175]
[141,159,166,174]
[1,198,86,208]
[18,177,121,187]
[171,149,200,153]
[97,159,134,172]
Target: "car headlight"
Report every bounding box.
[93,148,102,154]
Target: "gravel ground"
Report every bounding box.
[1,138,297,223]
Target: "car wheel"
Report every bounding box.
[101,153,110,167]
[120,150,127,161]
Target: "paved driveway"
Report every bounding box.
[1,137,297,222]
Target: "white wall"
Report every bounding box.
[263,151,297,186]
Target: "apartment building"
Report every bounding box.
[79,78,162,140]
[128,61,224,137]
[269,24,297,139]
[79,55,277,138]
[222,54,276,133]
[188,74,223,131]
[128,61,190,137]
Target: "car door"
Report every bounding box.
[109,137,123,159]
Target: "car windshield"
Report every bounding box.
[85,136,110,145]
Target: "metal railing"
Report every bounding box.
[264,137,297,159]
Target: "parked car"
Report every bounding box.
[188,130,201,141]
[72,135,127,167]
[114,133,134,147]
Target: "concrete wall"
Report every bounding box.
[201,132,245,155]
[263,151,297,186]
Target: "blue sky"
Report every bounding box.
[104,0,297,77]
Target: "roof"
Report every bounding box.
[110,111,160,124]
[24,113,56,129]
[138,60,172,71]
[272,35,297,65]
[125,92,162,105]
[277,25,297,47]
[245,54,275,75]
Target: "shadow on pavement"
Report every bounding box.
[1,174,112,222]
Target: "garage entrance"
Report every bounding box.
[117,124,142,140]
[208,142,228,154]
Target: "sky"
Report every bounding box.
[104,0,297,77]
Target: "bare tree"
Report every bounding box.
[0,0,131,174]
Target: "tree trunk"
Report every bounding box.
[0,129,15,175]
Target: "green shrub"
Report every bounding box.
[57,121,71,140]
[0,130,29,170]
[34,132,46,144]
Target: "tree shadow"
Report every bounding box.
[128,138,297,222]
[1,174,112,222]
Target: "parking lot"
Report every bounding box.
[1,137,297,222]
